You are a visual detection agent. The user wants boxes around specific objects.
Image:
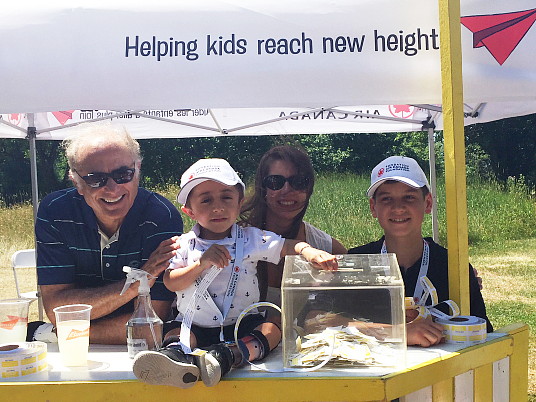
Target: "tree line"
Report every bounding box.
[0,114,534,205]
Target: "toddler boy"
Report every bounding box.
[133,158,337,387]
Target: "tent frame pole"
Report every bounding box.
[428,126,439,242]
[26,113,44,321]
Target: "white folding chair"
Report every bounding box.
[11,249,44,320]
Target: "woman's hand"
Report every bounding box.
[300,247,339,271]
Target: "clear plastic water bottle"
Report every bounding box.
[121,267,164,358]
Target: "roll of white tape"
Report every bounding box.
[0,342,48,378]
[435,316,487,345]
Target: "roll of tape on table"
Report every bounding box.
[0,342,48,378]
[435,316,487,345]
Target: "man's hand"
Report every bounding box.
[142,236,182,279]
[406,317,445,347]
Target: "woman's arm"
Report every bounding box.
[280,239,338,270]
[331,237,347,254]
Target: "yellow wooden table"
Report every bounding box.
[0,324,528,401]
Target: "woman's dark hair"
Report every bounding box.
[240,145,315,239]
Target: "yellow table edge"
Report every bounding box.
[1,323,528,401]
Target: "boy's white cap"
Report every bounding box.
[367,156,430,198]
[177,158,245,205]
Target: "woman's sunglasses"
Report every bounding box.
[74,166,136,188]
[262,175,310,191]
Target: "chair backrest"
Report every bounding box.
[11,248,43,320]
[11,249,36,268]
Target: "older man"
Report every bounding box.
[34,124,182,344]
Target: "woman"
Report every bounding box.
[240,145,347,304]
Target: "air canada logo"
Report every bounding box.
[378,168,385,177]
[388,105,415,119]
[461,8,536,65]
[8,113,22,126]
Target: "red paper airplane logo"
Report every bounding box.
[51,110,74,126]
[461,8,536,65]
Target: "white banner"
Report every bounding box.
[1,1,535,114]
[0,106,431,140]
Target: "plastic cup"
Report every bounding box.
[0,298,31,344]
[53,304,92,366]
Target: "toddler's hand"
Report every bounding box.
[199,244,231,269]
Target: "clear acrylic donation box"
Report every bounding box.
[281,254,406,369]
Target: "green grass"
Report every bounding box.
[305,173,536,249]
[487,301,536,330]
[0,174,535,396]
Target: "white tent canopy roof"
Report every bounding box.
[0,101,533,141]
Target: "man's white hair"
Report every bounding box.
[62,123,142,172]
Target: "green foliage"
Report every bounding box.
[0,139,32,204]
[298,135,351,172]
[391,131,431,162]
[2,113,535,205]
[465,113,536,185]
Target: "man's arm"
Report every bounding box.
[42,284,173,344]
[87,299,173,344]
[41,236,179,320]
[40,282,138,325]
[40,237,179,343]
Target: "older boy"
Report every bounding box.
[133,158,337,388]
[349,156,492,347]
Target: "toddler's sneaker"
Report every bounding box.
[193,343,234,387]
[133,344,199,388]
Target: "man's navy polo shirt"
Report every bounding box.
[35,187,183,301]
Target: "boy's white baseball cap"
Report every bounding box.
[177,158,245,205]
[367,156,430,198]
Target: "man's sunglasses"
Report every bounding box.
[262,175,310,191]
[74,166,136,188]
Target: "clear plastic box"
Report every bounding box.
[281,254,406,369]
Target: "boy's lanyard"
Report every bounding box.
[179,225,245,353]
[381,239,429,302]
